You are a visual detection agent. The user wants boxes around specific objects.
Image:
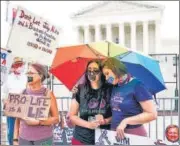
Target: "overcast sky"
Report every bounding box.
[2,1,179,42]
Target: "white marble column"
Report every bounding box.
[95,24,101,41]
[73,26,80,44]
[131,22,136,50]
[84,25,89,43]
[106,23,112,41]
[119,23,125,45]
[155,20,161,53]
[143,21,149,54]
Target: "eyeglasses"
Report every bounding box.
[25,72,39,75]
[87,70,101,75]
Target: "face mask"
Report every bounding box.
[27,76,33,82]
[87,71,98,82]
[106,76,115,84]
[88,74,96,81]
[88,72,96,81]
[16,66,25,73]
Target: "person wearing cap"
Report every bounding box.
[101,57,157,139]
[2,57,27,145]
[13,63,59,145]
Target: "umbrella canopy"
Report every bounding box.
[50,40,166,94]
[50,44,105,90]
[88,40,166,94]
[115,51,166,94]
[88,40,128,57]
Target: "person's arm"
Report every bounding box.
[98,116,112,125]
[123,100,157,125]
[96,107,112,125]
[69,98,99,129]
[124,82,157,125]
[117,100,157,139]
[39,91,59,125]
[13,118,20,145]
[116,82,157,139]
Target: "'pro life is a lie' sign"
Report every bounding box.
[3,93,51,120]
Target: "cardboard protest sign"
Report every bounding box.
[6,6,60,66]
[3,93,51,120]
[53,111,74,145]
[95,129,177,145]
[0,49,13,85]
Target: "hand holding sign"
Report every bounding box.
[116,119,128,139]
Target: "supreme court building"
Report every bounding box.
[71,1,165,54]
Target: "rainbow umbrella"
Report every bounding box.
[88,41,166,94]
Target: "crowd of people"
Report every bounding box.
[1,57,160,145]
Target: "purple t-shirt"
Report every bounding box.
[110,78,152,130]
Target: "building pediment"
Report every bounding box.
[71,1,164,18]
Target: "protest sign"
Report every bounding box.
[95,129,177,145]
[6,6,60,66]
[0,49,13,85]
[53,111,74,145]
[3,93,51,120]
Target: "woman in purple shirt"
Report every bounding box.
[102,58,157,139]
[13,63,59,145]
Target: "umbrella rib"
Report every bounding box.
[117,51,132,59]
[86,44,102,59]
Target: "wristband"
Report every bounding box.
[13,139,18,142]
[39,120,41,125]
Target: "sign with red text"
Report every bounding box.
[3,93,51,120]
[0,49,13,85]
[95,129,177,145]
[6,6,60,66]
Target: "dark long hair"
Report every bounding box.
[83,59,106,95]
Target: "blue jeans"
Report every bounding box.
[7,117,15,145]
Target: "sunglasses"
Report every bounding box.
[87,70,101,75]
